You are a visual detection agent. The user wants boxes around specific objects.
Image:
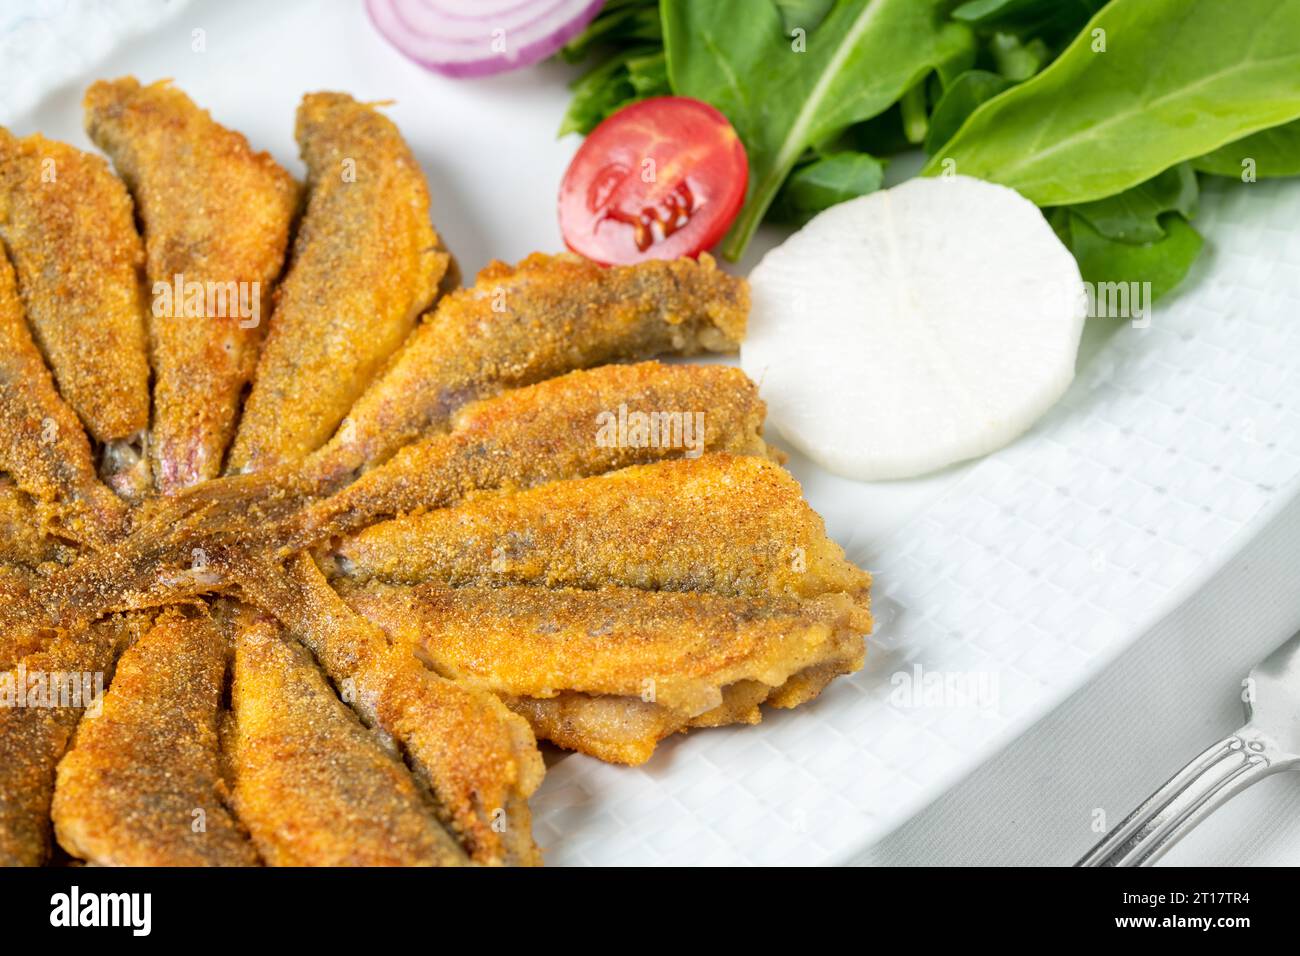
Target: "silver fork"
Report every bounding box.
[1077,628,1300,867]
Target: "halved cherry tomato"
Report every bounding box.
[559,96,748,265]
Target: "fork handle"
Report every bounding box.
[1076,728,1282,867]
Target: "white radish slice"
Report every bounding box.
[741,175,1086,481]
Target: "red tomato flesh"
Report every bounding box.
[559,96,748,265]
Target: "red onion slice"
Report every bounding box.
[367,0,606,78]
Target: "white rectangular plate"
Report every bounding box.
[6,0,1299,865]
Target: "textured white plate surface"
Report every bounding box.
[5,0,1299,866]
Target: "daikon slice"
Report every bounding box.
[741,175,1086,481]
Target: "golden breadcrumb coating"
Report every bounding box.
[228,614,466,866]
[0,478,72,568]
[231,553,543,865]
[297,361,773,544]
[51,607,261,866]
[84,77,300,494]
[0,248,128,546]
[342,581,870,764]
[309,251,748,482]
[332,453,870,600]
[228,92,447,473]
[0,614,141,865]
[0,128,150,455]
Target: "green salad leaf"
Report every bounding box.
[923,69,1011,155]
[663,0,972,259]
[1194,120,1300,179]
[554,0,1300,292]
[923,0,1300,205]
[1060,211,1204,303]
[1067,164,1198,244]
[768,151,885,225]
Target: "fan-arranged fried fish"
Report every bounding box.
[51,607,260,866]
[308,252,748,484]
[84,78,299,494]
[227,93,447,474]
[0,249,128,546]
[331,454,870,600]
[0,614,139,866]
[296,361,773,544]
[341,581,871,764]
[231,553,542,865]
[0,128,151,498]
[228,614,466,866]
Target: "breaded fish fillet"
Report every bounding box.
[308,252,748,483]
[228,93,447,474]
[228,614,466,866]
[231,553,543,865]
[0,248,128,546]
[52,607,261,866]
[0,128,151,496]
[0,614,139,866]
[296,361,773,544]
[340,581,871,764]
[509,683,768,767]
[84,78,299,494]
[331,454,870,601]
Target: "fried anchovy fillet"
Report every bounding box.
[342,581,870,714]
[0,614,139,866]
[295,361,772,546]
[227,614,466,866]
[340,581,870,764]
[510,684,763,767]
[84,77,299,494]
[0,249,128,547]
[52,607,261,866]
[514,634,866,764]
[331,454,870,601]
[232,553,543,865]
[228,93,447,474]
[0,127,151,496]
[307,252,748,484]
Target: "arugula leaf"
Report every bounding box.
[627,50,669,96]
[768,151,885,224]
[663,0,972,260]
[560,47,644,136]
[1193,120,1300,179]
[1063,211,1204,303]
[1067,164,1198,244]
[923,0,1300,205]
[559,0,661,64]
[558,47,670,137]
[924,69,1012,154]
